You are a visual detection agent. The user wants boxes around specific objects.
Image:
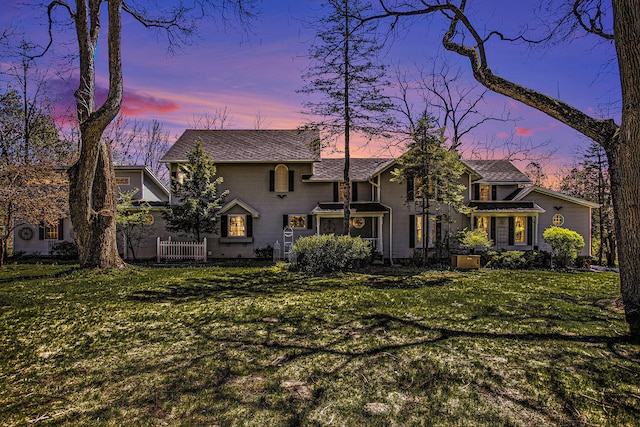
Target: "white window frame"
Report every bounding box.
[514,216,527,245]
[552,214,564,226]
[228,214,247,237]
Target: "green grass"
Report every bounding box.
[1,263,638,426]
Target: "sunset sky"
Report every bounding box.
[0,0,620,182]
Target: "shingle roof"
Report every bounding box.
[161,129,321,163]
[468,201,545,213]
[307,158,395,181]
[313,202,390,213]
[462,160,531,184]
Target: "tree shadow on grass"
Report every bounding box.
[0,266,80,284]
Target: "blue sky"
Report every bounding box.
[0,0,620,181]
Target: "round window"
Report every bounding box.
[351,217,365,229]
[552,214,564,226]
[144,214,155,225]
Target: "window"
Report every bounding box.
[39,220,63,241]
[415,215,424,248]
[514,216,526,244]
[228,215,246,237]
[275,164,288,192]
[144,214,154,225]
[552,214,564,226]
[479,185,491,201]
[476,216,490,234]
[339,182,350,201]
[115,177,130,186]
[289,215,307,229]
[414,176,434,199]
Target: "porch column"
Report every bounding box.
[377,214,384,256]
[316,215,321,236]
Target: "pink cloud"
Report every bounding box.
[496,132,509,138]
[516,127,533,136]
[46,78,178,122]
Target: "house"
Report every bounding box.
[12,129,597,262]
[159,129,598,260]
[11,165,170,258]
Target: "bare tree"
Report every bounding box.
[38,0,257,268]
[253,110,271,130]
[188,107,235,130]
[366,0,640,339]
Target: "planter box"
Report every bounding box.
[451,254,481,269]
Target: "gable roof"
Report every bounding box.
[305,158,395,181]
[161,129,321,163]
[462,160,531,184]
[513,185,600,208]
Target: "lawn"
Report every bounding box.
[0,263,638,426]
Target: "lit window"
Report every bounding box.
[350,217,365,229]
[228,215,246,237]
[414,176,434,198]
[479,185,491,201]
[45,224,58,240]
[514,216,526,244]
[477,216,489,234]
[275,164,288,192]
[552,214,564,226]
[289,215,307,229]
[115,177,130,186]
[415,215,424,248]
[339,182,350,201]
[144,214,154,225]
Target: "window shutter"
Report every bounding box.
[288,170,295,192]
[409,215,415,248]
[307,214,313,230]
[490,217,496,242]
[527,217,533,245]
[57,219,64,240]
[473,184,480,200]
[407,178,414,201]
[220,215,228,237]
[333,182,339,202]
[283,215,289,228]
[508,217,515,245]
[269,170,275,192]
[38,222,45,240]
[491,185,497,201]
[352,182,358,201]
[246,215,253,237]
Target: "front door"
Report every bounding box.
[495,217,509,249]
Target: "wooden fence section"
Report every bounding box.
[156,237,207,262]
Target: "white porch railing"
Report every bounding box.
[362,237,383,253]
[156,237,207,262]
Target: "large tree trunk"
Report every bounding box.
[69,139,124,268]
[610,0,640,338]
[69,0,125,268]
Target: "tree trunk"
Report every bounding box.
[69,139,123,268]
[68,0,125,268]
[610,0,640,339]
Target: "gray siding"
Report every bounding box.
[521,191,593,256]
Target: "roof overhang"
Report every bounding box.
[468,201,545,214]
[514,185,600,208]
[218,198,260,218]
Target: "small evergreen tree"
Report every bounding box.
[163,142,229,241]
[391,115,469,262]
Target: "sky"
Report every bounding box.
[0,0,620,183]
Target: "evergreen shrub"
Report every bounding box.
[293,234,372,274]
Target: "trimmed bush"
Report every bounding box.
[293,234,372,274]
[457,228,493,253]
[482,250,551,270]
[542,226,585,268]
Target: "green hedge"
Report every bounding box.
[293,234,372,274]
[482,250,551,270]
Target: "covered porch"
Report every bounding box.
[311,202,389,255]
